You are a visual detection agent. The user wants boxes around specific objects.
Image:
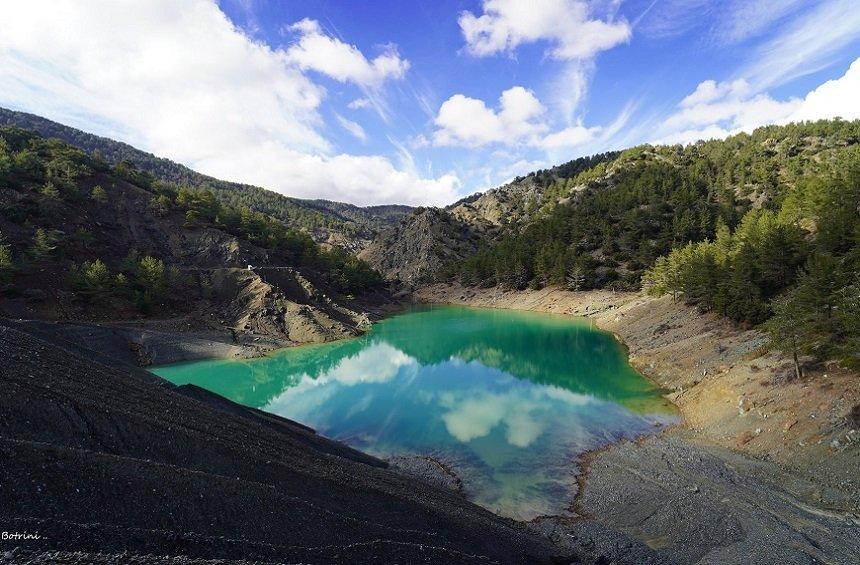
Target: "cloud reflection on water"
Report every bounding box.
[265,341,602,450]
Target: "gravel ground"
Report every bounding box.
[576,433,860,564]
[0,322,593,564]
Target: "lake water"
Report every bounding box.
[153,305,677,519]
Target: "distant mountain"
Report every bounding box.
[0,107,412,250]
[362,152,618,286]
[302,198,413,230]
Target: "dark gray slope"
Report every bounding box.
[0,322,579,564]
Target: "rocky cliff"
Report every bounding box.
[358,207,482,286]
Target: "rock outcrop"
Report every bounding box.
[359,208,481,286]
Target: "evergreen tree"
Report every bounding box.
[29,228,60,259]
[0,232,13,281]
[766,254,847,376]
[70,259,113,302]
[91,185,108,203]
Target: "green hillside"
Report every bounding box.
[0,107,411,237]
[447,120,860,368]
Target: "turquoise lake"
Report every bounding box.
[153,305,677,519]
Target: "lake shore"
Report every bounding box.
[1,294,408,367]
[414,283,860,562]
[7,286,858,562]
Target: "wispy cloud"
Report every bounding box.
[739,0,860,90]
[716,0,806,44]
[334,113,367,141]
[347,97,371,110]
[637,0,812,46]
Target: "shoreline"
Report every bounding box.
[9,287,857,561]
[19,289,857,498]
[413,283,860,562]
[413,283,859,493]
[48,287,855,507]
[1,294,413,368]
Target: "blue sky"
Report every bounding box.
[1,1,858,206]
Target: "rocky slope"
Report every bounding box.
[0,322,590,564]
[359,207,482,286]
[0,107,411,250]
[447,176,544,229]
[359,177,550,285]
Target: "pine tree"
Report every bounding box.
[566,264,586,291]
[71,259,113,302]
[766,254,847,376]
[91,185,108,203]
[0,232,13,281]
[29,228,59,259]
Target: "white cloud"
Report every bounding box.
[283,18,410,123]
[785,58,860,122]
[0,1,327,157]
[347,97,371,109]
[433,86,547,147]
[459,0,630,60]
[433,86,600,152]
[653,57,860,146]
[284,19,409,87]
[0,1,456,206]
[638,0,860,148]
[653,78,800,145]
[457,2,629,136]
[679,79,750,107]
[539,124,598,150]
[196,144,461,206]
[334,113,367,141]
